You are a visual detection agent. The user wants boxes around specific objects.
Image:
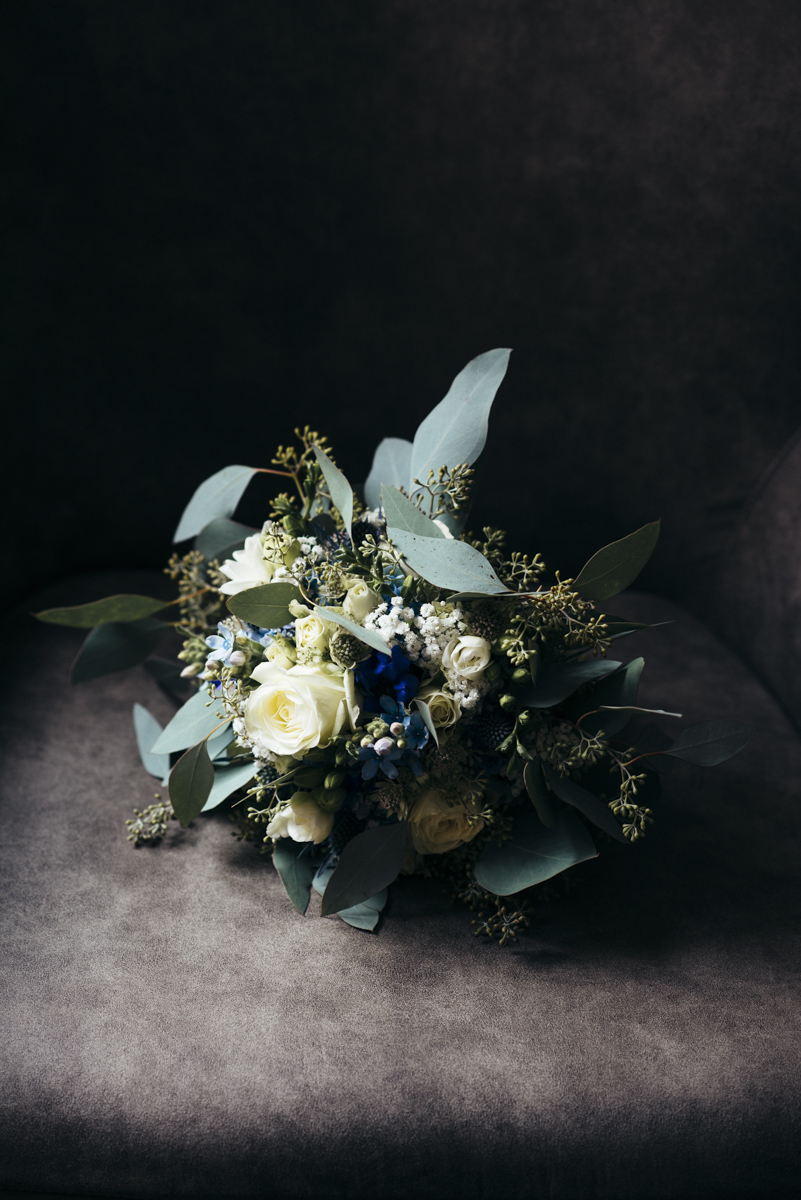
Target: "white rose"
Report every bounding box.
[266,635,297,670]
[418,685,461,728]
[343,580,382,623]
[219,534,277,596]
[442,634,492,679]
[266,792,334,844]
[245,662,349,756]
[408,788,484,855]
[294,612,334,657]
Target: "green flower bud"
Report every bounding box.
[510,667,529,687]
[499,693,517,712]
[313,786,347,813]
[400,573,417,599]
[499,636,516,653]
[324,770,347,790]
[517,708,531,727]
[484,661,502,683]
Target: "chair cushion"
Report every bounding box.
[1,577,799,1200]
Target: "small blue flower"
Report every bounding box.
[355,645,420,704]
[205,623,238,665]
[241,623,274,648]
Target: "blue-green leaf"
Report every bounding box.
[387,529,508,595]
[574,521,661,602]
[313,605,390,656]
[320,821,407,915]
[173,465,257,542]
[169,740,214,825]
[201,761,258,811]
[574,657,645,736]
[664,720,754,766]
[409,349,511,510]
[195,518,255,562]
[35,594,169,627]
[519,659,622,708]
[274,840,318,915]
[227,582,304,628]
[413,698,439,747]
[364,437,413,510]
[314,446,353,536]
[133,704,170,779]
[313,865,388,930]
[381,485,446,538]
[71,619,167,684]
[475,809,596,895]
[207,726,235,761]
[542,765,626,843]
[523,761,558,828]
[150,688,228,755]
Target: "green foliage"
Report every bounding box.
[475,809,597,895]
[313,865,388,931]
[273,839,317,915]
[201,762,259,811]
[71,619,167,684]
[169,740,214,825]
[126,797,175,845]
[35,594,169,627]
[573,520,661,602]
[194,518,254,562]
[150,688,228,755]
[381,484,446,538]
[388,529,508,595]
[523,761,557,828]
[314,605,389,656]
[519,659,622,708]
[313,445,354,535]
[542,764,627,842]
[227,581,304,627]
[364,437,413,510]
[574,658,645,736]
[320,821,407,915]
[133,704,170,780]
[413,698,439,747]
[173,465,257,542]
[664,720,754,765]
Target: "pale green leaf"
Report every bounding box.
[71,619,167,684]
[364,438,413,510]
[195,518,255,562]
[542,765,626,843]
[201,761,258,811]
[150,688,229,755]
[664,720,754,766]
[320,822,407,915]
[314,446,354,535]
[133,704,170,779]
[475,809,596,895]
[274,839,318,914]
[574,521,661,602]
[173,465,257,542]
[227,582,304,628]
[36,594,169,627]
[313,605,390,656]
[380,485,445,538]
[519,659,622,708]
[387,529,508,595]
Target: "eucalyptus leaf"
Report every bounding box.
[36,594,169,627]
[133,704,170,780]
[409,349,511,509]
[414,698,439,747]
[71,619,167,684]
[207,726,235,761]
[195,518,255,562]
[380,485,445,538]
[314,446,353,535]
[364,437,413,510]
[574,521,661,602]
[143,657,191,695]
[169,740,214,826]
[201,762,258,811]
[273,840,317,914]
[519,659,622,708]
[150,688,229,755]
[664,720,754,766]
[312,606,390,656]
[387,529,508,595]
[574,657,645,736]
[542,765,627,843]
[173,465,257,542]
[320,821,407,915]
[227,582,304,628]
[523,761,558,828]
[313,866,387,931]
[475,809,596,896]
[600,614,668,641]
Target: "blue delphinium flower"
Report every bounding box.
[241,622,274,648]
[355,645,419,704]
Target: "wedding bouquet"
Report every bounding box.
[36,350,752,941]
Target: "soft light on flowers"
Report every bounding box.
[219,534,278,596]
[417,684,462,728]
[266,792,334,844]
[294,612,334,658]
[408,788,484,854]
[442,634,492,679]
[343,580,382,623]
[245,662,349,756]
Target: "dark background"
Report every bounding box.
[6,0,801,610]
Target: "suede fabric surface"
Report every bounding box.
[1,576,799,1200]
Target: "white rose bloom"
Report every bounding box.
[245,662,349,756]
[343,581,382,623]
[442,634,492,679]
[266,792,334,844]
[294,612,334,657]
[219,534,277,596]
[418,684,461,728]
[408,788,484,855]
[266,636,296,670]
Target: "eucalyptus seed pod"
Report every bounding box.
[499,693,517,712]
[510,667,529,687]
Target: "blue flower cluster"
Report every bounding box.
[356,694,429,781]
[355,645,419,707]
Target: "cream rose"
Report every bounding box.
[294,612,334,658]
[442,634,492,679]
[245,662,349,756]
[266,792,334,844]
[265,635,297,670]
[418,684,461,728]
[219,534,278,596]
[408,788,484,855]
[343,580,382,623]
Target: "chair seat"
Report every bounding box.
[2,575,799,1200]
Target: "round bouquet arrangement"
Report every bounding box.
[36,350,751,942]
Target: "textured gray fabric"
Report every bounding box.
[1,577,799,1199]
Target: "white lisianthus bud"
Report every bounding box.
[418,685,462,728]
[408,788,484,854]
[442,634,492,679]
[266,792,334,844]
[294,612,334,657]
[245,662,348,756]
[343,580,382,623]
[218,534,278,596]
